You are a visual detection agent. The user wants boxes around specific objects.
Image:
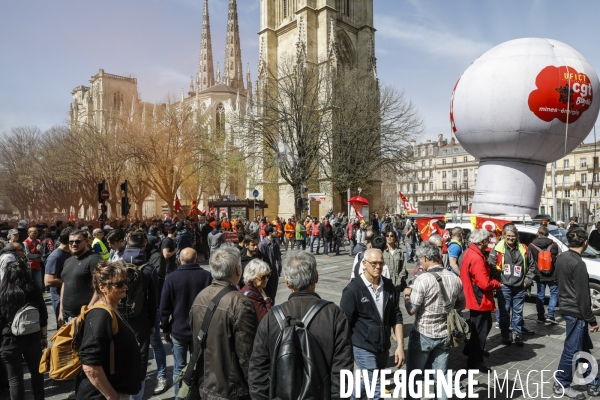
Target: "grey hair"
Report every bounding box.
[210,245,241,279]
[282,250,318,291]
[428,234,443,245]
[415,242,441,262]
[243,259,271,287]
[469,229,490,245]
[503,224,519,236]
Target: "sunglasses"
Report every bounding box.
[105,280,127,289]
[258,275,270,281]
[386,234,396,238]
[69,240,83,245]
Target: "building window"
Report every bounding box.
[564,159,570,170]
[442,171,447,178]
[422,183,426,192]
[463,169,468,177]
[443,149,448,154]
[581,158,587,168]
[216,103,226,136]
[463,156,468,162]
[582,189,587,197]
[421,170,425,178]
[346,0,351,16]
[582,174,587,184]
[594,173,599,183]
[443,182,447,190]
[595,188,600,196]
[452,181,457,189]
[421,149,426,157]
[428,147,433,155]
[564,176,571,186]
[429,183,433,192]
[421,160,425,167]
[283,0,288,18]
[452,157,457,164]
[453,194,458,201]
[453,147,458,153]
[113,91,123,109]
[564,189,571,197]
[429,171,433,179]
[413,183,418,192]
[442,159,446,165]
[452,170,457,178]
[429,159,432,167]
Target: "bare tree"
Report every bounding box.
[322,69,423,204]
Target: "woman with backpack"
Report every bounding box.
[0,260,47,400]
[76,261,142,400]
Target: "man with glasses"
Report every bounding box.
[340,248,405,400]
[489,224,536,346]
[58,229,101,326]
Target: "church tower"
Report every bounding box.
[257,0,378,218]
[223,0,244,91]
[196,0,215,92]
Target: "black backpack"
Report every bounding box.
[270,300,332,400]
[117,261,149,320]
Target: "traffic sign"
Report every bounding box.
[252,189,259,198]
[308,193,326,202]
[101,190,110,200]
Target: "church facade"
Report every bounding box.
[69,0,377,219]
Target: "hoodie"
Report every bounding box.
[528,236,559,283]
[121,248,157,333]
[174,229,193,254]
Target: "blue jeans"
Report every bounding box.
[351,347,388,400]
[129,379,145,400]
[51,297,60,324]
[323,238,329,255]
[497,285,526,337]
[150,312,167,379]
[398,230,404,243]
[536,281,559,319]
[406,330,451,400]
[30,269,42,292]
[555,315,600,388]
[406,242,415,262]
[310,236,321,253]
[171,336,193,398]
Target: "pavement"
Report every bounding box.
[8,244,600,399]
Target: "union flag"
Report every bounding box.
[174,194,182,215]
[416,217,446,242]
[470,216,511,251]
[398,191,418,214]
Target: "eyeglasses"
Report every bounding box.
[105,280,127,289]
[258,275,270,281]
[364,260,385,266]
[69,240,83,245]
[386,234,396,238]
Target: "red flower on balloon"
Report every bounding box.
[528,65,593,124]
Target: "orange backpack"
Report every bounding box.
[39,304,118,380]
[531,243,554,272]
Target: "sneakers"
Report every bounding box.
[513,332,524,346]
[522,325,535,335]
[153,377,168,395]
[547,317,559,324]
[495,322,500,329]
[537,317,547,324]
[554,383,586,399]
[502,336,512,345]
[588,385,600,397]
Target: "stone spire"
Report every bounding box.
[197,0,215,92]
[224,0,244,90]
[246,64,253,103]
[216,62,221,84]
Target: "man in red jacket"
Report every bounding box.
[460,229,501,372]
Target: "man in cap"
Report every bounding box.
[17,220,28,243]
[7,229,20,245]
[91,228,110,261]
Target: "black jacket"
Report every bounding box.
[528,237,559,283]
[340,276,403,354]
[248,291,354,400]
[556,250,597,326]
[319,223,333,240]
[590,230,600,251]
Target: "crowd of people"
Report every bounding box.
[0,212,596,400]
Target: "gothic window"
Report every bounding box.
[216,103,226,136]
[113,91,123,109]
[346,0,351,16]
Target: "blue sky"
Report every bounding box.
[2,0,600,143]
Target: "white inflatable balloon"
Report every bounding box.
[451,38,600,215]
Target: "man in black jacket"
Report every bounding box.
[588,221,600,251]
[340,248,405,400]
[319,218,333,257]
[554,227,600,399]
[248,250,353,399]
[528,226,560,324]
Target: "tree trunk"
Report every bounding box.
[136,200,144,219]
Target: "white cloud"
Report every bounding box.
[376,14,492,62]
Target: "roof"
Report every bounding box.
[199,83,246,96]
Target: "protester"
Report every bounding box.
[383,229,407,293]
[460,229,500,372]
[340,248,405,400]
[240,234,271,287]
[447,227,464,275]
[207,222,226,252]
[44,227,73,323]
[174,222,193,257]
[106,229,125,263]
[0,243,23,283]
[240,259,272,322]
[189,246,258,400]
[283,219,295,251]
[309,217,322,254]
[161,225,178,275]
[319,218,333,257]
[77,261,142,400]
[90,228,109,261]
[160,248,212,397]
[295,219,307,250]
[0,261,47,400]
[332,219,345,255]
[554,227,600,399]
[249,250,354,399]
[258,225,281,303]
[23,227,43,291]
[404,242,465,400]
[404,218,417,262]
[488,224,536,345]
[351,235,390,280]
[529,226,560,324]
[59,230,101,325]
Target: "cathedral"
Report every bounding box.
[69,0,376,218]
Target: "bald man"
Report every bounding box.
[160,247,213,397]
[340,248,405,400]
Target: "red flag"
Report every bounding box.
[467,204,472,214]
[351,203,364,221]
[416,217,445,242]
[174,194,182,214]
[471,216,511,251]
[398,191,418,214]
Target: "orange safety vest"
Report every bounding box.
[311,222,321,236]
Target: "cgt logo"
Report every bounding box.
[572,351,599,385]
[528,65,594,124]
